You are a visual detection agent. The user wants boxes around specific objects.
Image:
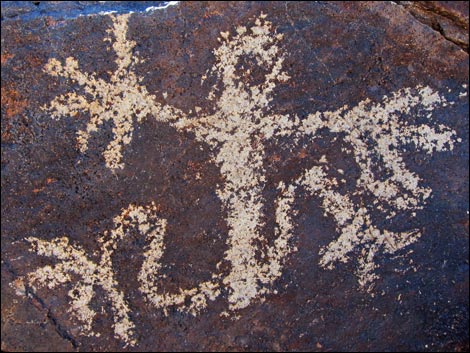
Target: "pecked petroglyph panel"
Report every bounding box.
[2,2,469,351]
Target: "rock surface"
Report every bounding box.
[1,1,469,351]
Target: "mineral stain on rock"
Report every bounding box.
[1,1,469,352]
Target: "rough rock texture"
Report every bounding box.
[396,1,469,52]
[1,2,469,352]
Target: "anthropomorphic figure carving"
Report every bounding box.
[21,13,461,345]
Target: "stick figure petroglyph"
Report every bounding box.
[19,13,463,345]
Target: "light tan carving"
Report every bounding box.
[18,12,462,345]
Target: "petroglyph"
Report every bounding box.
[19,12,462,345]
[294,87,461,288]
[25,224,136,345]
[43,14,174,170]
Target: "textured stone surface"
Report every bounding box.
[396,1,469,52]
[1,1,469,351]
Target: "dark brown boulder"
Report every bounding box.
[2,2,468,351]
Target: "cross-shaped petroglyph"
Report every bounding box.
[19,13,463,345]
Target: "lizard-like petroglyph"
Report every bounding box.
[19,13,463,345]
